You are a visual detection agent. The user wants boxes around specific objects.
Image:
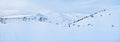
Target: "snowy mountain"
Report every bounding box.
[0,9,120,42]
[0,9,111,28]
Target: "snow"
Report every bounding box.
[0,9,120,42]
[0,0,120,41]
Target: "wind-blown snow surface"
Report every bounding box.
[0,10,120,42]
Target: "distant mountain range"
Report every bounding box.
[0,9,110,27]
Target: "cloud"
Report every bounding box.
[29,0,120,14]
[0,0,28,15]
[0,0,28,10]
[0,0,49,15]
[0,0,120,15]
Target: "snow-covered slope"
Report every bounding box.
[0,9,120,42]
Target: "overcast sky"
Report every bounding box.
[0,0,120,14]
